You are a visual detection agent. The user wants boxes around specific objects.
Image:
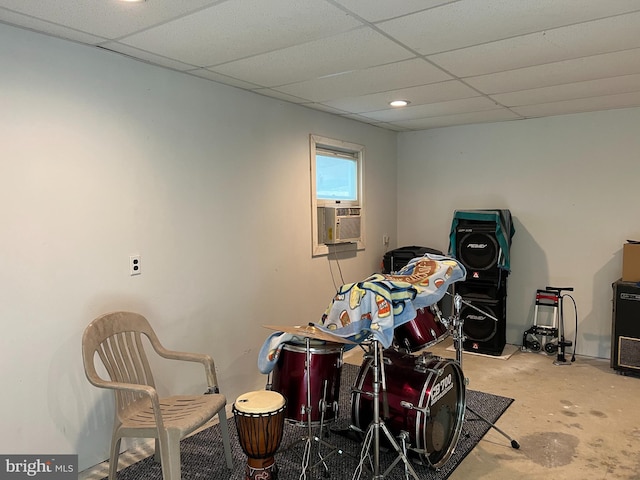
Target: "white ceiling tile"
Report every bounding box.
[187,69,263,90]
[491,74,640,107]
[252,88,308,104]
[100,42,199,71]
[371,122,410,132]
[466,48,640,94]
[348,119,408,132]
[210,27,414,87]
[393,109,521,130]
[429,12,640,77]
[340,112,389,123]
[359,97,501,122]
[119,0,363,67]
[2,1,640,131]
[0,1,218,39]
[376,0,640,55]
[307,104,352,115]
[511,91,640,118]
[321,80,480,113]
[272,59,452,103]
[334,0,457,22]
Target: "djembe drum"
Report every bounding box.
[233,390,287,480]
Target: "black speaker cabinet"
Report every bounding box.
[457,281,507,356]
[456,278,506,300]
[611,280,640,375]
[456,221,504,283]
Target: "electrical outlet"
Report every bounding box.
[130,255,141,276]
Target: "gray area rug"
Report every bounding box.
[109,362,514,480]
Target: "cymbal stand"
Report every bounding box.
[448,293,520,449]
[297,337,313,478]
[351,340,420,480]
[295,337,350,480]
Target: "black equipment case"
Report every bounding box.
[382,245,443,274]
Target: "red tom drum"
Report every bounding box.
[270,341,343,426]
[351,349,465,468]
[394,306,448,352]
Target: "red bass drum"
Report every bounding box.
[351,349,465,468]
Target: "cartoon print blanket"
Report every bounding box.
[258,254,466,374]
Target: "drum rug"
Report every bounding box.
[107,363,514,480]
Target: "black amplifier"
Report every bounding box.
[611,280,640,376]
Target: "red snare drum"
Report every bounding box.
[351,349,465,468]
[394,306,448,352]
[270,341,343,426]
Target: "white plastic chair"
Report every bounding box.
[82,311,234,480]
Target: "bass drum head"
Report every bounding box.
[351,350,466,468]
[420,359,466,467]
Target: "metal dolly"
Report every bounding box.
[522,289,561,355]
[523,286,575,365]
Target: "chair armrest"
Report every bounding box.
[152,346,219,391]
[86,375,166,428]
[87,375,159,400]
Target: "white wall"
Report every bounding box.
[397,108,640,359]
[0,24,398,469]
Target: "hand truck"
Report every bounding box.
[522,286,575,364]
[522,289,560,355]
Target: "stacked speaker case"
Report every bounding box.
[456,279,507,355]
[450,210,514,356]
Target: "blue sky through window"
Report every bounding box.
[316,154,357,201]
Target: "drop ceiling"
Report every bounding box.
[2,0,640,131]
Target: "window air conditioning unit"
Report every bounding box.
[322,206,361,244]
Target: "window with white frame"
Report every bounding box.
[310,134,365,256]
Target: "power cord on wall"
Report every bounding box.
[327,245,346,292]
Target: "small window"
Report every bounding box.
[316,150,358,202]
[310,135,365,256]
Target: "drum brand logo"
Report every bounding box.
[430,374,454,406]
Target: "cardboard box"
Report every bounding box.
[622,243,640,282]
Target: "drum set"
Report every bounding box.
[232,296,519,480]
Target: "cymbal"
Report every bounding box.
[263,324,356,344]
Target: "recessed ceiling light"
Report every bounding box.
[389,100,410,107]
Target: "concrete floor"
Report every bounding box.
[344,337,640,480]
